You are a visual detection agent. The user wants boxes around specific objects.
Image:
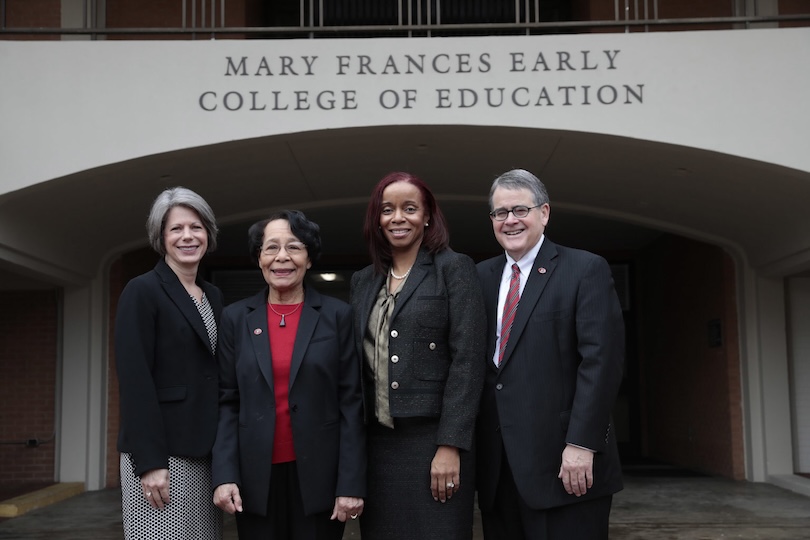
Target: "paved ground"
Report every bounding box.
[1,473,809,539]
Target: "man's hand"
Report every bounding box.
[558,444,594,497]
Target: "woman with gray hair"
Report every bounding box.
[115,187,224,539]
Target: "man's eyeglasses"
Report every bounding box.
[262,242,307,256]
[489,205,540,221]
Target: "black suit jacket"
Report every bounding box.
[115,258,224,477]
[476,239,624,510]
[350,247,486,451]
[211,286,366,517]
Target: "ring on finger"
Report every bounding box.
[350,514,358,519]
[446,482,455,489]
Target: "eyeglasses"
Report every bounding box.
[262,242,307,257]
[489,205,540,221]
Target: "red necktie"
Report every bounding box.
[498,263,520,366]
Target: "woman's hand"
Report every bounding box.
[213,483,243,514]
[330,496,364,522]
[430,445,460,503]
[140,468,170,509]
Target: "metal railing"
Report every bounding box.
[616,0,659,32]
[182,0,226,30]
[1,0,808,38]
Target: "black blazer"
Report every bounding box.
[115,258,224,477]
[211,286,366,517]
[476,239,625,510]
[350,247,486,451]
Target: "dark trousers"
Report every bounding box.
[481,453,612,540]
[235,461,345,540]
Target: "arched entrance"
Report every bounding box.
[2,126,808,493]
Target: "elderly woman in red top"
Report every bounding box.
[211,210,366,540]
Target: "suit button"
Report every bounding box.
[495,383,503,390]
[391,329,399,338]
[391,355,399,363]
[429,342,436,350]
[291,404,298,412]
[391,381,399,390]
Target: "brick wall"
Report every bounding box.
[639,234,745,480]
[1,0,61,40]
[5,0,806,42]
[780,0,810,27]
[105,0,254,40]
[0,290,59,484]
[577,0,735,32]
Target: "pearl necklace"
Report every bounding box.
[269,302,303,327]
[390,264,414,280]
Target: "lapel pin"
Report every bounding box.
[253,328,263,335]
[538,267,547,274]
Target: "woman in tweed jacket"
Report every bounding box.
[350,171,486,540]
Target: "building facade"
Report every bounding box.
[1,0,809,498]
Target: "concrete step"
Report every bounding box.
[0,483,85,518]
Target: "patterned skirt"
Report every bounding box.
[120,453,222,540]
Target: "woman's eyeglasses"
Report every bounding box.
[262,242,307,256]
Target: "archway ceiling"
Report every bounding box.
[1,125,809,285]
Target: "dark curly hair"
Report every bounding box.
[247,210,322,266]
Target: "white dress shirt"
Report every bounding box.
[492,235,545,366]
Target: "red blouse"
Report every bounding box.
[267,302,303,464]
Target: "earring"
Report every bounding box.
[425,222,429,227]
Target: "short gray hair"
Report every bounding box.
[488,169,549,210]
[146,187,218,255]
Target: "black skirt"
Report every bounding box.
[360,417,476,540]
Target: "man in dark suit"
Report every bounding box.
[476,169,625,540]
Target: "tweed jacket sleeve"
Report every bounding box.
[433,249,487,450]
